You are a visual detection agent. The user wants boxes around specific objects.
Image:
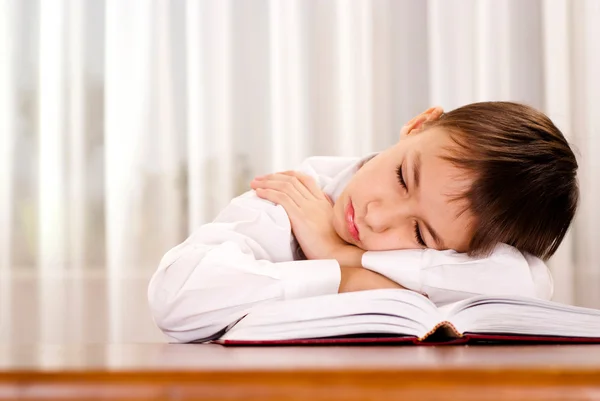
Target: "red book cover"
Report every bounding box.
[217,334,600,346]
[215,322,600,346]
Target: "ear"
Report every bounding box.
[399,106,444,139]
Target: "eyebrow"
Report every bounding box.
[411,151,446,250]
[413,151,421,190]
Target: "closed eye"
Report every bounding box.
[396,164,407,190]
[413,221,426,247]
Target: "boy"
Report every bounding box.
[148,102,578,343]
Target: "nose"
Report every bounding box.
[364,200,408,233]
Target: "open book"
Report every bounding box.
[216,289,600,345]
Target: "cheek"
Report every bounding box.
[362,220,430,251]
[361,231,408,252]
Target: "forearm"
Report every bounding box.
[331,245,407,293]
[334,245,365,269]
[338,266,407,293]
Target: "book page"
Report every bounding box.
[447,296,600,338]
[222,289,441,341]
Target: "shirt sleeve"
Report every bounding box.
[361,243,554,305]
[147,191,341,343]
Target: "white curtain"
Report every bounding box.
[0,0,599,343]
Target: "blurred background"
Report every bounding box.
[0,0,599,346]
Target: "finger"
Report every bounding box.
[253,173,313,199]
[252,173,311,200]
[251,175,309,205]
[254,188,302,214]
[278,171,325,200]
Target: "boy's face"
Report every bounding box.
[332,108,475,253]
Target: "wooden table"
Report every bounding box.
[2,344,600,400]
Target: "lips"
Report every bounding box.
[345,199,360,243]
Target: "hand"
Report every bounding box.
[250,171,350,261]
[339,266,407,293]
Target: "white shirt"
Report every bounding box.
[148,155,554,343]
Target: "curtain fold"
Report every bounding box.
[569,0,600,307]
[185,0,206,230]
[104,0,153,272]
[0,0,18,343]
[335,0,374,156]
[269,0,309,170]
[541,0,574,304]
[1,0,599,344]
[38,0,67,272]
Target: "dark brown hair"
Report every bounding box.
[428,101,578,260]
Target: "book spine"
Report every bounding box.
[418,321,462,342]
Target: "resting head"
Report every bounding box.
[332,101,579,260]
